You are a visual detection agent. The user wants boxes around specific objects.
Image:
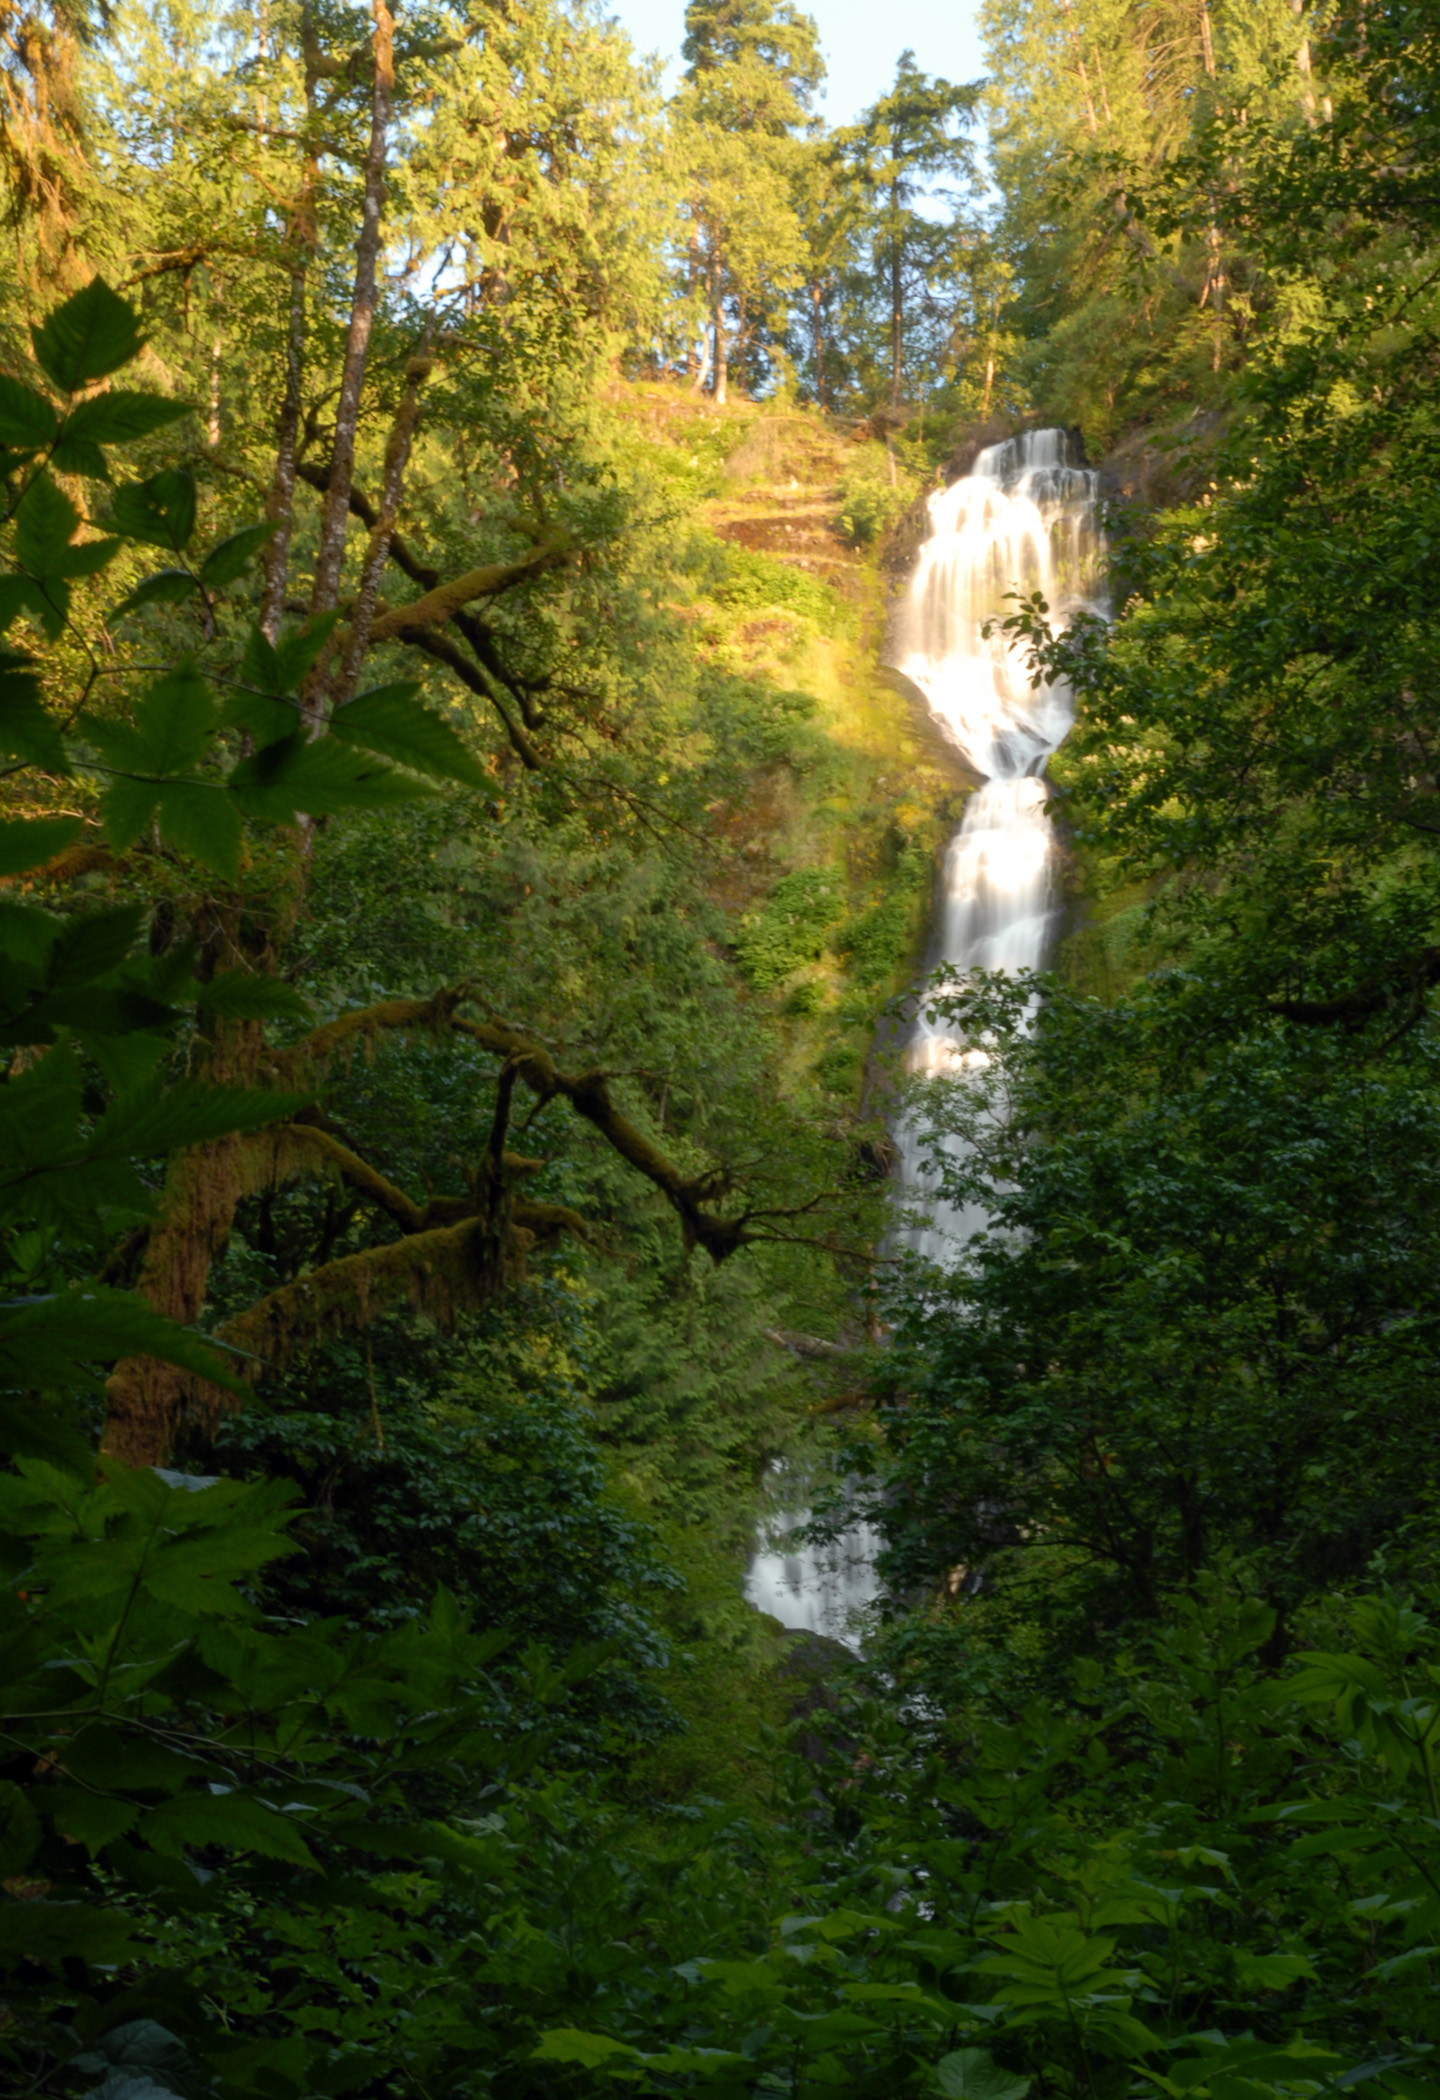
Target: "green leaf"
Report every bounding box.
[156,782,242,877]
[229,733,434,820]
[332,682,490,788]
[110,470,197,552]
[14,468,79,568]
[196,969,313,1022]
[238,623,286,697]
[0,575,55,639]
[0,1289,246,1396]
[0,657,67,770]
[199,522,274,587]
[58,389,189,449]
[135,666,218,769]
[31,279,146,393]
[1232,1950,1318,1990]
[139,1788,316,1867]
[112,570,198,619]
[0,375,58,452]
[89,1077,310,1158]
[43,1783,143,1854]
[237,617,342,703]
[533,2030,640,2067]
[47,903,145,986]
[0,1896,142,1967]
[273,612,338,693]
[937,2051,1033,2100]
[98,775,160,852]
[48,431,109,479]
[0,1778,40,1875]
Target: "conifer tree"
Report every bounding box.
[673,0,821,401]
[837,53,980,409]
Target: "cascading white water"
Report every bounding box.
[894,429,1103,1259]
[743,429,1103,1648]
[743,1465,883,1649]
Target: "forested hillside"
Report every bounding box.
[2,0,1439,2095]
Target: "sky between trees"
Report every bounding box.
[608,0,986,123]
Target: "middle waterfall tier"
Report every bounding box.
[893,430,1104,1263]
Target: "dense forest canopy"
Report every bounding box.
[3,0,1440,2096]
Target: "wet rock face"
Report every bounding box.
[773,1626,856,1764]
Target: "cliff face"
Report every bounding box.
[610,381,974,1109]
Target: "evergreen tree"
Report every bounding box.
[672,0,822,400]
[837,52,980,408]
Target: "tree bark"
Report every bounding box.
[307,0,395,664]
[711,235,727,405]
[258,48,319,644]
[332,345,432,707]
[889,174,903,407]
[810,278,825,406]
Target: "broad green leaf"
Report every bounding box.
[0,1777,40,1874]
[199,522,274,587]
[98,775,160,852]
[31,279,146,393]
[332,681,490,787]
[90,1077,307,1157]
[139,1789,316,1866]
[0,374,58,451]
[86,667,218,781]
[1232,1950,1318,1989]
[0,1896,142,1966]
[131,667,216,770]
[196,969,313,1022]
[229,733,434,820]
[6,982,173,1046]
[236,616,338,700]
[14,468,79,568]
[273,611,338,692]
[532,2030,640,2067]
[0,575,55,640]
[0,815,80,874]
[48,430,108,479]
[47,903,146,986]
[112,569,198,619]
[0,1290,246,1395]
[157,782,242,877]
[59,390,189,448]
[43,1783,143,1854]
[110,470,197,552]
[937,2050,1033,2100]
[238,622,286,696]
[58,1723,214,1795]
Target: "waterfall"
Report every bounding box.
[744,428,1103,1649]
[743,1466,883,1647]
[894,429,1103,1259]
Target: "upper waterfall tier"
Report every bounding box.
[895,429,1102,784]
[892,429,1105,1264]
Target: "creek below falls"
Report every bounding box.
[743,429,1106,1652]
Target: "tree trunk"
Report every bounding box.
[1290,0,1317,121]
[810,278,825,406]
[333,346,432,707]
[307,0,395,655]
[258,52,319,645]
[692,225,709,382]
[207,334,221,447]
[889,177,903,408]
[1057,0,1099,134]
[712,245,727,406]
[102,1016,268,1467]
